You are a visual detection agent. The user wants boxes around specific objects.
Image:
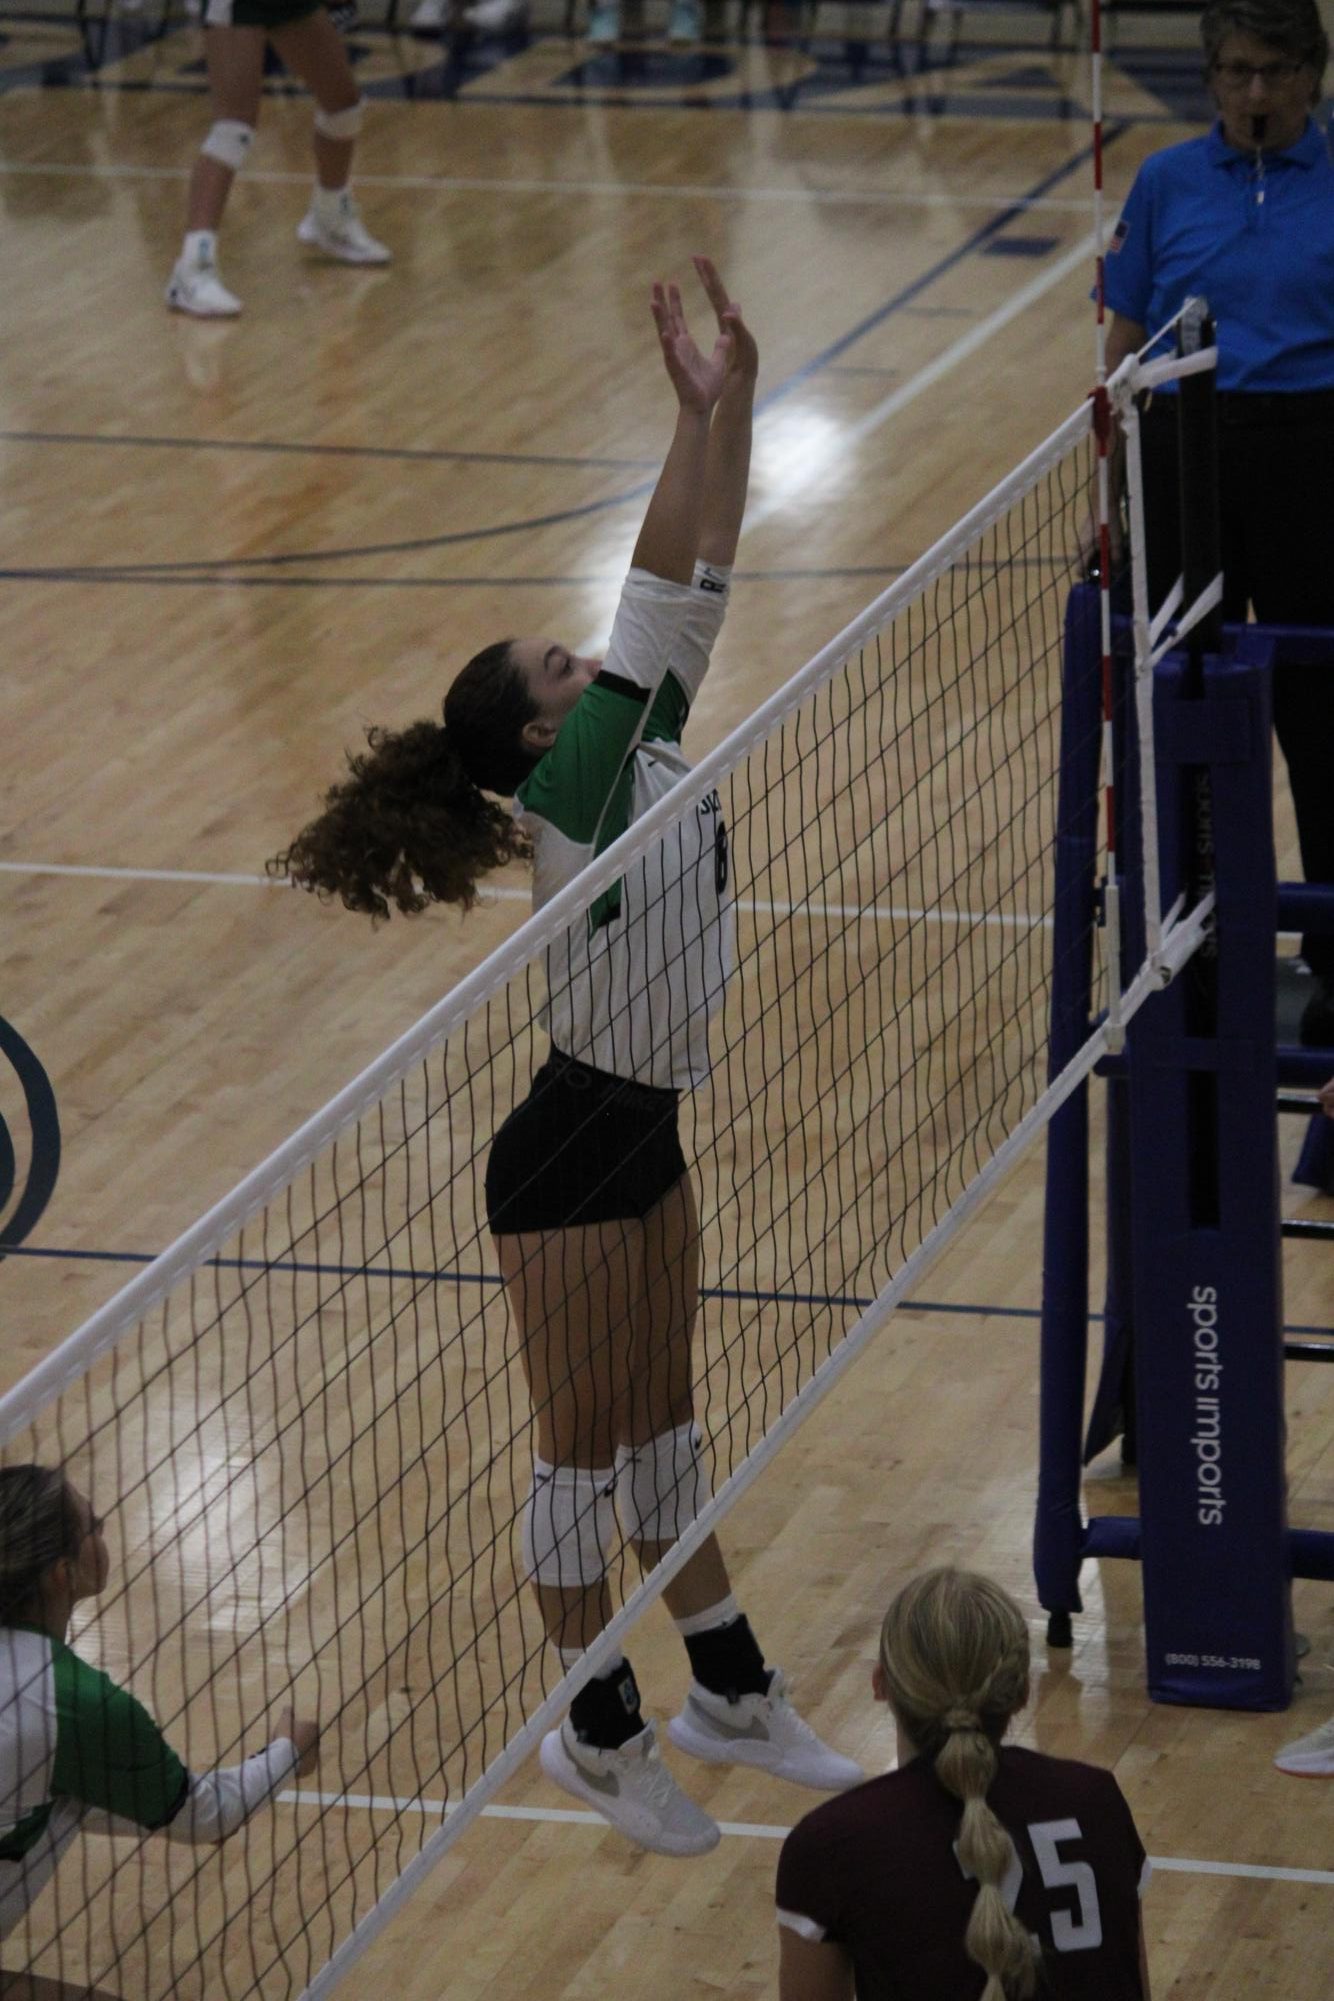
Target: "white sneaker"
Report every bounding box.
[1274,1716,1334,1776]
[165,250,241,318]
[409,0,446,23]
[539,1717,720,1856]
[296,192,391,266]
[668,1669,864,1791]
[465,0,528,25]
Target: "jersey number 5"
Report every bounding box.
[957,1817,1103,1952]
[1028,1819,1103,1951]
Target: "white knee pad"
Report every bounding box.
[522,1460,616,1589]
[313,99,364,141]
[615,1423,710,1546]
[200,120,255,172]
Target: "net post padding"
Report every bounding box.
[1070,319,1294,1708]
[1127,648,1292,1709]
[1035,330,1234,1653]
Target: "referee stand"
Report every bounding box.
[1035,309,1334,1710]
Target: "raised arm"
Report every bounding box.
[632,275,733,583]
[693,254,758,571]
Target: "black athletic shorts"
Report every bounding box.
[204,0,322,29]
[485,1052,686,1234]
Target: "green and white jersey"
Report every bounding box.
[515,563,732,1090]
[0,1625,296,1936]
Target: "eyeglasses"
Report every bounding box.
[1211,58,1309,88]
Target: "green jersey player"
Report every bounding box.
[277,259,862,1855]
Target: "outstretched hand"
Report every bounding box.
[651,276,734,414]
[691,254,758,388]
[279,1705,320,1777]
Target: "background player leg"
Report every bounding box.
[165,25,264,316]
[270,12,390,266]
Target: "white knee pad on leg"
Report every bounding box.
[313,99,364,141]
[522,1460,616,1589]
[615,1423,710,1546]
[200,120,255,171]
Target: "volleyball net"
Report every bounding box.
[0,388,1206,1999]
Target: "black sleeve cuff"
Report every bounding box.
[593,670,651,704]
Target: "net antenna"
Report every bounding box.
[0,403,1208,2000]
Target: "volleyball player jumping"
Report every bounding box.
[275,257,861,1854]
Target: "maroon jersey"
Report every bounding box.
[776,1745,1148,2000]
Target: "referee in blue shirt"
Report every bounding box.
[1103,0,1334,1045]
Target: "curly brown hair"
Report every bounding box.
[270,640,540,921]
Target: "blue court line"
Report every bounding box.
[760,121,1125,410]
[1,125,1122,581]
[0,429,658,473]
[8,1245,1331,1339]
[0,20,1206,124]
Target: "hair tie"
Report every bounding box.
[943,1705,979,1734]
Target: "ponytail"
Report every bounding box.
[270,640,538,920]
[879,1568,1039,2001]
[0,1466,79,1625]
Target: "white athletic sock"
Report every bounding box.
[672,1592,740,1639]
[182,229,217,264]
[313,183,350,222]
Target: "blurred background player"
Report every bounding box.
[0,1466,320,1996]
[166,0,390,319]
[408,0,530,33]
[777,1568,1151,1999]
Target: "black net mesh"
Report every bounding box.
[0,419,1104,1999]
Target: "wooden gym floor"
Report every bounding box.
[1,4,1331,1994]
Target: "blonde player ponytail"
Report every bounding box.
[878,1568,1039,2000]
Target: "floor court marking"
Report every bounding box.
[276,1789,1334,1883]
[7,135,1117,581]
[0,428,657,472]
[0,860,1052,932]
[0,159,1105,213]
[8,1244,1330,1339]
[0,861,1306,944]
[739,227,1097,547]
